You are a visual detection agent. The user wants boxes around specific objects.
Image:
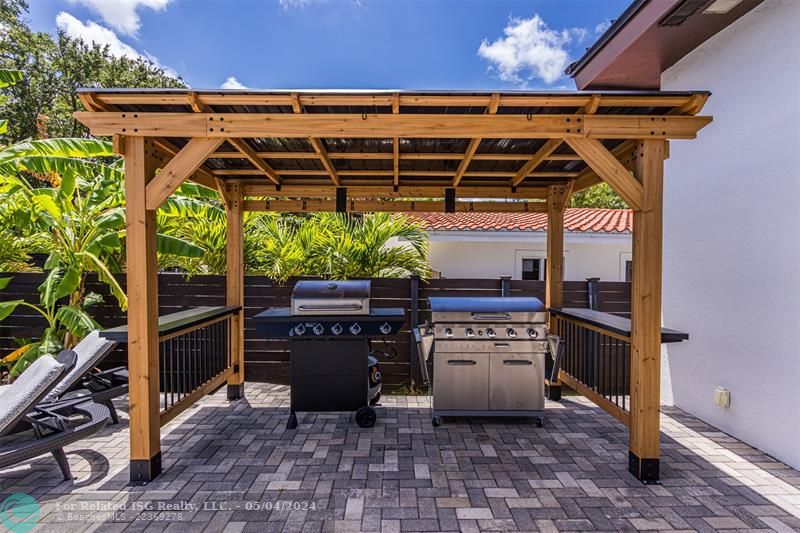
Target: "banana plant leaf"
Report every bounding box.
[9,343,42,377]
[56,306,100,339]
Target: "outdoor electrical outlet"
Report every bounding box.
[714,387,731,408]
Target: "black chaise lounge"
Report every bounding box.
[40,331,126,424]
[0,351,111,480]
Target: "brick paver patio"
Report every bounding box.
[1,383,799,532]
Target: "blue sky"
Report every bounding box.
[27,0,628,91]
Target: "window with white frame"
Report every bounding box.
[521,258,546,281]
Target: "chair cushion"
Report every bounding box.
[0,355,65,435]
[44,331,117,402]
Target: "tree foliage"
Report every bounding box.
[158,208,431,283]
[0,0,184,142]
[569,182,628,209]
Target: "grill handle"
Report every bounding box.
[493,343,511,349]
[471,313,512,321]
[447,360,477,366]
[297,304,364,312]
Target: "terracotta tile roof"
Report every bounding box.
[409,208,632,234]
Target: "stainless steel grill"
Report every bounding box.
[427,297,550,426]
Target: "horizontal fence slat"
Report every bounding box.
[1,272,631,392]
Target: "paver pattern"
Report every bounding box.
[1,383,799,532]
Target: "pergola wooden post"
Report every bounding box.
[545,183,572,401]
[225,182,245,399]
[123,136,162,483]
[628,139,666,482]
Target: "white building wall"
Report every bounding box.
[425,232,631,281]
[661,0,800,469]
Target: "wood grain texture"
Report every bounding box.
[243,199,548,213]
[226,182,245,388]
[228,139,281,185]
[145,138,223,209]
[123,136,161,462]
[629,139,666,463]
[566,138,644,210]
[74,112,711,140]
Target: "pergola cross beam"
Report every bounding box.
[74,112,711,140]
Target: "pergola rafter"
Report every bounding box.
[74,88,712,485]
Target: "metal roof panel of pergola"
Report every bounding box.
[75,88,711,213]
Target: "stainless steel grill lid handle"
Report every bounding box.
[297,304,364,312]
[471,313,512,321]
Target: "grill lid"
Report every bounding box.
[429,297,546,313]
[292,280,370,300]
[291,280,371,315]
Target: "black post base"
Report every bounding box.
[629,451,660,484]
[286,411,298,430]
[546,384,562,402]
[130,452,161,485]
[227,383,245,400]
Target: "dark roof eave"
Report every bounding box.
[564,0,649,79]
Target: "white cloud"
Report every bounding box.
[56,12,177,77]
[478,14,587,86]
[221,76,248,90]
[67,0,171,37]
[279,0,323,8]
[595,20,612,35]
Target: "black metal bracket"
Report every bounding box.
[130,452,162,485]
[445,188,456,213]
[336,187,347,213]
[629,451,660,484]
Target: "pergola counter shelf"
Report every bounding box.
[74,88,713,484]
[100,306,241,342]
[550,308,689,344]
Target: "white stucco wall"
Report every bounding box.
[661,0,800,469]
[424,231,631,281]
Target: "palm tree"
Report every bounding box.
[313,212,429,279]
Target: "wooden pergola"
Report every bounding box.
[75,88,711,484]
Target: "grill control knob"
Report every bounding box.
[445,328,454,338]
[313,323,324,336]
[331,323,343,336]
[486,328,496,338]
[506,328,517,338]
[465,328,475,338]
[527,328,539,338]
[349,323,362,335]
[379,322,392,335]
[294,324,306,336]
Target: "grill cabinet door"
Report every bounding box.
[433,352,489,411]
[489,352,545,411]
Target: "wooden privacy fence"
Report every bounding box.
[0,272,631,391]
